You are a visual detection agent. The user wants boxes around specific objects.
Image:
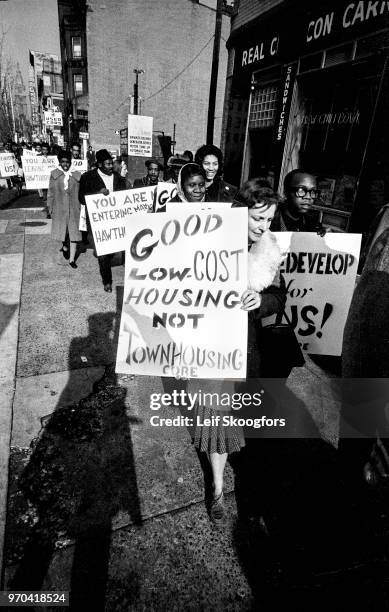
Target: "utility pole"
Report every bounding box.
[206,0,223,144]
[133,68,144,115]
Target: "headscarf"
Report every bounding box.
[175,163,206,203]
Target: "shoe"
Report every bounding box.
[60,247,70,260]
[104,283,112,293]
[210,492,225,527]
[69,261,77,269]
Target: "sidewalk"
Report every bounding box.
[1,191,387,609]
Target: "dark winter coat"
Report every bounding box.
[78,169,127,204]
[206,177,237,203]
[47,168,82,242]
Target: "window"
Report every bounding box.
[72,36,82,58]
[73,73,83,95]
[249,84,278,128]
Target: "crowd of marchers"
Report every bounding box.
[1,136,388,527]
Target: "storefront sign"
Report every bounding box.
[70,159,88,173]
[297,111,360,126]
[271,232,361,355]
[120,128,128,156]
[306,1,389,43]
[128,115,153,157]
[274,64,296,143]
[44,111,63,127]
[241,35,279,67]
[0,153,19,178]
[233,0,389,76]
[115,207,248,378]
[85,186,155,255]
[21,155,58,189]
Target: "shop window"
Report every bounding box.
[73,73,83,96]
[72,36,82,58]
[249,85,278,128]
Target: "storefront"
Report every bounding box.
[223,0,389,232]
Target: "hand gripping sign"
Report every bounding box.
[85,186,156,255]
[116,207,248,378]
[270,232,361,355]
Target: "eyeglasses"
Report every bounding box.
[293,186,319,199]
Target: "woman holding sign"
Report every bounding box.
[168,163,206,204]
[192,181,286,526]
[47,149,82,269]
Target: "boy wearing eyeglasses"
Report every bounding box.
[271,169,324,233]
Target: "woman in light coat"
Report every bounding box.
[47,150,82,268]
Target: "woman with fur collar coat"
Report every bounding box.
[194,181,286,526]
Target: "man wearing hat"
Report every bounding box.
[79,149,127,292]
[133,158,163,188]
[166,155,188,183]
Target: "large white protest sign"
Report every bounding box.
[70,159,88,173]
[116,207,248,378]
[154,182,178,212]
[0,153,18,177]
[21,155,58,189]
[85,186,155,255]
[270,232,361,355]
[128,115,153,157]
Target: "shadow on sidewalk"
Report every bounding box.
[6,288,142,610]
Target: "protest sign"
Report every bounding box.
[70,159,88,173]
[85,186,155,255]
[21,155,58,189]
[154,182,178,212]
[0,153,18,178]
[44,110,63,127]
[128,115,153,157]
[270,232,361,355]
[116,207,248,378]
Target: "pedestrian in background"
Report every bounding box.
[71,143,82,159]
[133,158,163,187]
[195,144,237,203]
[86,145,96,169]
[47,149,82,269]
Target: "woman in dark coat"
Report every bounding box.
[194,144,237,203]
[47,149,82,268]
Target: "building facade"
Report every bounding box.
[222,0,389,232]
[85,0,230,175]
[28,50,64,144]
[58,0,88,146]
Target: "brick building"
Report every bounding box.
[58,0,88,146]
[85,0,231,175]
[222,0,389,232]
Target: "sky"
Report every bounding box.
[0,0,60,96]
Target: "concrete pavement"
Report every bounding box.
[1,188,387,609]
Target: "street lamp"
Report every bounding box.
[133,68,144,115]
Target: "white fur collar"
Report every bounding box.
[248,230,283,292]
